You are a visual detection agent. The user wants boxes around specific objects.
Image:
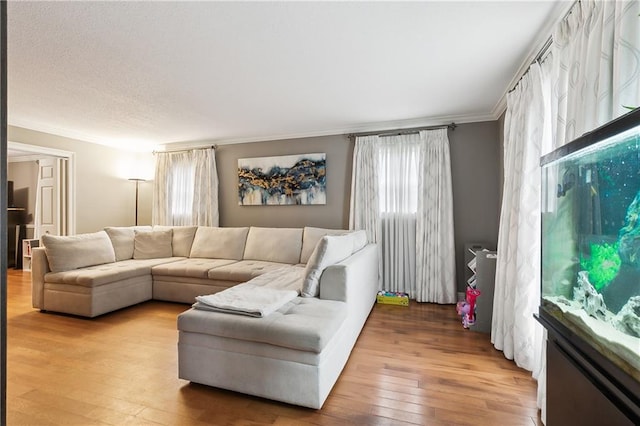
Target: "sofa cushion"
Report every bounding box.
[243,227,303,264]
[301,230,368,297]
[45,257,182,287]
[152,258,238,278]
[190,227,249,260]
[177,298,348,353]
[153,226,197,257]
[352,230,368,252]
[104,226,153,261]
[42,231,116,273]
[207,260,296,282]
[133,229,173,259]
[300,227,349,264]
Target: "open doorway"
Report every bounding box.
[7,141,75,249]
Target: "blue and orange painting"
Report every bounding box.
[238,153,326,205]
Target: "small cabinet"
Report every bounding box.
[22,239,39,272]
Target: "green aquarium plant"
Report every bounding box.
[580,242,622,291]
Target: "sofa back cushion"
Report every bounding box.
[352,230,368,252]
[133,229,173,259]
[243,227,303,264]
[104,226,153,261]
[301,230,368,297]
[190,227,249,260]
[153,225,197,257]
[42,231,116,273]
[300,227,350,264]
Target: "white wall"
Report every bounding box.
[8,126,154,233]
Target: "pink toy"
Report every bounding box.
[465,287,482,323]
[456,287,482,329]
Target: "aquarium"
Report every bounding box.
[540,109,640,390]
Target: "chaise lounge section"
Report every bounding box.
[177,242,378,409]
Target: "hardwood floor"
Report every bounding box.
[6,269,542,425]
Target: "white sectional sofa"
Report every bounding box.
[31,225,379,409]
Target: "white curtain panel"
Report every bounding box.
[495,2,640,423]
[191,149,219,226]
[349,135,381,248]
[492,63,546,375]
[152,148,219,227]
[416,129,456,303]
[552,0,640,146]
[152,152,170,225]
[535,2,640,421]
[349,135,384,291]
[350,130,456,302]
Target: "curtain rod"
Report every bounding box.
[509,0,579,94]
[348,122,456,139]
[508,38,553,94]
[153,145,217,155]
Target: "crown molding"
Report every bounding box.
[492,0,577,119]
[159,111,500,150]
[8,118,162,153]
[13,108,504,154]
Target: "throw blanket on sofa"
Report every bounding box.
[193,267,304,317]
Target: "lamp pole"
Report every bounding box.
[128,178,145,226]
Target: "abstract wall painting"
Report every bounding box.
[238,153,326,205]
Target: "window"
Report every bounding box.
[169,156,195,220]
[378,140,420,214]
[153,148,219,226]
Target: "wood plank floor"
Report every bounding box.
[6,269,542,425]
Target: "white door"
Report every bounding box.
[37,157,67,236]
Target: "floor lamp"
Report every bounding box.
[128,178,145,226]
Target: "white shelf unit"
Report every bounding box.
[464,243,497,334]
[22,239,40,271]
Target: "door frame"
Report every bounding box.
[7,141,76,235]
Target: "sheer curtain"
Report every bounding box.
[350,129,456,303]
[153,148,219,226]
[378,134,420,295]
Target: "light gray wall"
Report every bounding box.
[449,121,501,293]
[8,122,502,294]
[217,135,353,229]
[8,126,154,233]
[216,124,502,295]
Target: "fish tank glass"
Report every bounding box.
[540,109,640,386]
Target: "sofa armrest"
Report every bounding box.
[31,247,50,309]
[319,243,379,303]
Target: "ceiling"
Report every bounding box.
[7,1,569,152]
